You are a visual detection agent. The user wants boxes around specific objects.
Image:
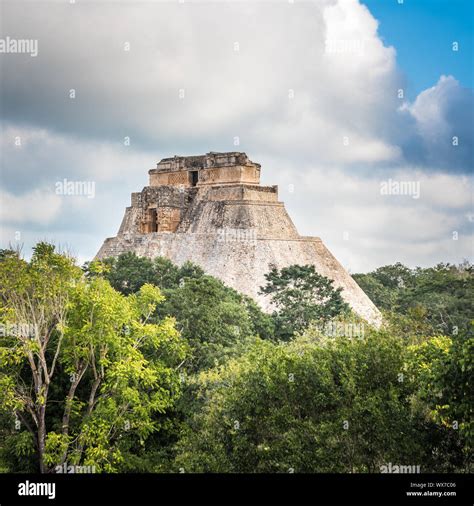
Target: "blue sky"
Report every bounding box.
[362,0,473,98]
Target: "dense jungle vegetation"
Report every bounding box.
[0,245,472,473]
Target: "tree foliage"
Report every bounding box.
[0,244,186,472]
[260,264,350,340]
[176,323,472,473]
[353,262,474,335]
[89,253,274,372]
[0,247,471,474]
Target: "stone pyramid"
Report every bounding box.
[96,152,381,325]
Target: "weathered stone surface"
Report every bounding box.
[96,152,381,325]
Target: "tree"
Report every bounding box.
[406,325,473,471]
[156,276,259,372]
[260,265,350,340]
[84,252,155,295]
[0,244,187,472]
[90,254,274,372]
[175,327,423,472]
[353,262,474,336]
[85,253,206,295]
[0,243,82,472]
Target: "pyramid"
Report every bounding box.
[96,152,381,325]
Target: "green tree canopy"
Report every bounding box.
[260,264,350,340]
[89,253,274,372]
[84,253,205,295]
[0,244,187,472]
[175,327,426,472]
[175,322,471,473]
[156,275,270,372]
[353,262,474,335]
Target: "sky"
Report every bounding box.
[362,0,473,97]
[0,0,473,272]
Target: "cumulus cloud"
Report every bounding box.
[280,166,472,271]
[0,188,62,225]
[0,0,404,166]
[0,123,154,193]
[401,75,474,172]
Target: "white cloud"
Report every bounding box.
[0,188,62,225]
[401,75,474,171]
[2,1,470,171]
[0,123,154,192]
[281,165,473,271]
[409,76,458,138]
[0,0,404,166]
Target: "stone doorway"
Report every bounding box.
[143,208,157,233]
[190,170,199,186]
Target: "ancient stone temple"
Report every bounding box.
[96,152,381,325]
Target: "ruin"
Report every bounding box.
[96,152,381,325]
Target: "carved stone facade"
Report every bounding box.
[148,152,261,188]
[96,152,381,325]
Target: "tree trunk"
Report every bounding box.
[38,405,47,473]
